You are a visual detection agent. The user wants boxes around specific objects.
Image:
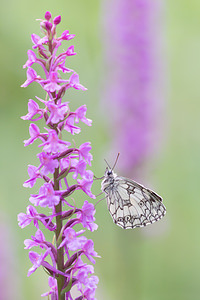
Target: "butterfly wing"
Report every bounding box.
[105,177,166,229]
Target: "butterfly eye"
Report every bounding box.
[107,170,112,176]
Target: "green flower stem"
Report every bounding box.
[54,167,65,300]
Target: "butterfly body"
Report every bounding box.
[101,168,166,229]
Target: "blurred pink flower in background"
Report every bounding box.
[102,0,166,178]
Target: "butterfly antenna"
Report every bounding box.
[112,152,120,171]
[104,158,111,169]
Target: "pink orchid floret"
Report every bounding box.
[72,160,87,179]
[77,170,95,199]
[75,105,92,126]
[29,182,60,208]
[18,205,56,231]
[27,248,50,276]
[41,277,58,298]
[64,114,81,135]
[23,165,41,188]
[23,50,37,68]
[37,152,59,175]
[45,101,68,124]
[82,240,99,264]
[57,60,73,73]
[79,142,93,165]
[18,205,39,229]
[66,45,76,56]
[53,47,76,73]
[59,228,87,251]
[24,229,46,249]
[24,229,58,265]
[77,200,98,232]
[24,123,46,146]
[77,265,94,286]
[31,33,48,50]
[41,71,65,92]
[59,30,75,41]
[60,156,79,170]
[21,67,41,88]
[67,73,87,91]
[21,99,43,121]
[39,129,71,153]
[82,283,99,300]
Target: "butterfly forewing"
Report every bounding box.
[101,171,166,229]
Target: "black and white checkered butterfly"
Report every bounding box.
[101,168,166,229]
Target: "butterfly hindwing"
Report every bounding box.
[102,172,166,229]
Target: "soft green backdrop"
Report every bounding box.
[0,1,200,299]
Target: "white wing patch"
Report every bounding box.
[101,173,166,229]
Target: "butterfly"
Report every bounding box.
[101,155,166,229]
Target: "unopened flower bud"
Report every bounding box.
[45,11,52,21]
[53,15,61,25]
[57,85,66,99]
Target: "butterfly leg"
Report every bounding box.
[93,175,104,180]
[94,195,107,207]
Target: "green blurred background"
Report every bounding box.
[1,0,200,299]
